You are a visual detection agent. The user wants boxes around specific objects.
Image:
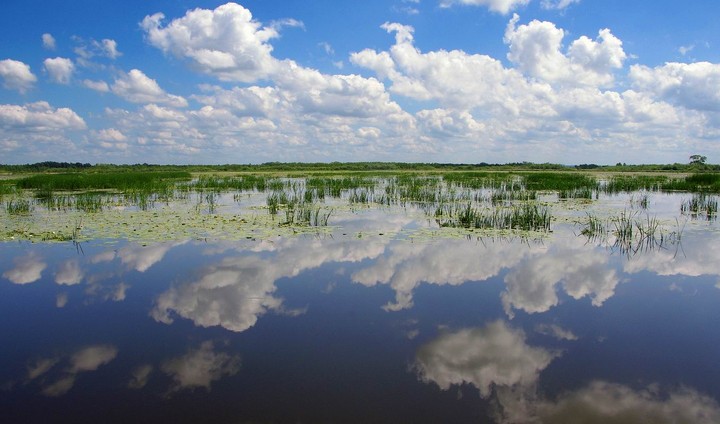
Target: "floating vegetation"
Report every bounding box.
[681,193,718,220]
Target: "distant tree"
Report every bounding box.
[689,154,707,165]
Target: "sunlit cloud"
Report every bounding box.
[43,57,75,84]
[0,59,37,93]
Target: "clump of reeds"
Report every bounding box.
[6,199,33,214]
[681,193,718,220]
[439,202,551,232]
[580,210,675,256]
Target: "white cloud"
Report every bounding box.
[82,79,110,92]
[439,0,530,14]
[101,39,121,59]
[43,57,75,84]
[141,3,282,83]
[2,252,46,284]
[0,102,86,130]
[111,69,187,107]
[415,320,559,397]
[42,33,56,50]
[73,37,122,60]
[161,341,240,391]
[679,44,695,56]
[95,128,127,142]
[0,59,37,93]
[504,14,626,87]
[540,0,580,10]
[630,62,720,112]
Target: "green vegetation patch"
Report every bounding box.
[17,171,191,191]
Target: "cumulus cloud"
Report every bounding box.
[630,62,720,112]
[504,14,626,87]
[0,59,37,92]
[439,0,530,14]
[42,33,56,50]
[161,341,240,392]
[111,69,187,107]
[43,57,75,84]
[415,320,559,397]
[141,3,283,83]
[2,252,47,284]
[0,101,86,129]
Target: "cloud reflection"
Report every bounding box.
[501,236,619,317]
[161,341,240,392]
[415,320,559,397]
[516,381,720,424]
[352,238,538,311]
[25,344,118,397]
[152,237,388,332]
[2,252,46,284]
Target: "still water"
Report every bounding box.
[1,191,720,423]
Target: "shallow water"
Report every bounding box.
[2,189,720,423]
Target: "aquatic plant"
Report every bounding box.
[5,198,33,214]
[681,193,718,220]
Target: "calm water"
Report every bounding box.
[2,191,720,423]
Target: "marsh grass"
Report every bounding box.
[6,198,33,214]
[18,171,191,191]
[681,193,718,220]
[522,172,597,191]
[439,202,551,231]
[602,175,666,193]
[580,210,677,256]
[662,173,720,192]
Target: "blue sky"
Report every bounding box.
[1,0,719,165]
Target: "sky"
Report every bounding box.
[0,0,719,165]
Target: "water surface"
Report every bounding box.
[2,188,720,423]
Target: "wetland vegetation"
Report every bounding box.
[1,162,718,243]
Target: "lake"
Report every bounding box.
[1,175,720,423]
